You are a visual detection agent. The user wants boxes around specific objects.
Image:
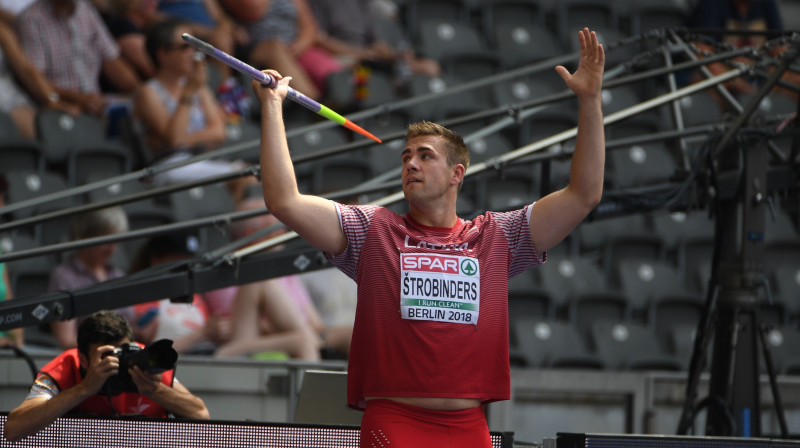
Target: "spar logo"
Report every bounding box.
[461,259,477,276]
[402,254,460,274]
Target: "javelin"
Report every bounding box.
[182,33,382,143]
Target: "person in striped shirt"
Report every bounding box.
[252,27,605,448]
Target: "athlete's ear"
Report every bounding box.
[451,164,465,186]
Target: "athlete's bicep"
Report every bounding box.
[271,194,348,255]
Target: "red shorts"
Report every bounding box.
[360,399,492,448]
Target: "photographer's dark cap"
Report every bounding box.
[149,230,200,256]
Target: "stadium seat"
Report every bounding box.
[358,71,398,109]
[441,51,500,82]
[762,326,800,375]
[763,207,800,272]
[605,140,680,189]
[123,205,177,262]
[576,214,666,268]
[513,318,605,369]
[311,157,374,195]
[405,0,472,38]
[462,128,515,165]
[35,191,81,248]
[625,0,689,40]
[364,112,409,176]
[590,321,684,371]
[66,144,132,187]
[3,233,56,298]
[568,290,632,341]
[37,111,129,169]
[556,0,620,41]
[648,293,705,355]
[650,210,715,260]
[676,89,724,129]
[0,111,46,174]
[769,264,800,324]
[508,270,554,324]
[555,0,636,67]
[404,73,493,121]
[4,171,71,222]
[536,256,606,309]
[481,0,546,37]
[479,169,538,212]
[492,74,565,109]
[287,125,350,184]
[668,323,703,369]
[224,118,262,164]
[169,184,236,251]
[416,20,489,63]
[491,25,561,70]
[614,258,685,311]
[3,169,79,249]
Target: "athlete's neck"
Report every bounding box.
[407,204,458,229]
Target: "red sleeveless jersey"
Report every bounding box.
[39,347,174,417]
[329,204,545,409]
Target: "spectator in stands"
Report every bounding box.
[308,0,440,82]
[157,0,249,85]
[253,27,604,445]
[687,0,797,99]
[103,0,162,80]
[0,20,78,139]
[16,0,141,117]
[4,310,209,442]
[299,267,357,329]
[215,197,352,359]
[221,0,341,101]
[127,230,231,354]
[134,18,255,202]
[48,206,132,350]
[0,174,22,347]
[0,1,36,24]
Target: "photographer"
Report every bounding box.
[4,310,209,442]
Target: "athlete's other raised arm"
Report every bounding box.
[252,70,347,255]
[529,28,605,253]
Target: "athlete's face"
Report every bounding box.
[401,135,460,205]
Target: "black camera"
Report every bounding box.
[100,339,178,394]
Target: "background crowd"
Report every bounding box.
[0,0,798,364]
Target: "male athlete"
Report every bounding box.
[253,27,605,448]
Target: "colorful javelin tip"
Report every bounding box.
[344,120,383,143]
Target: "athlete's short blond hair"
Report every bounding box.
[405,121,469,170]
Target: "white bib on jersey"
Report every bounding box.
[399,253,480,325]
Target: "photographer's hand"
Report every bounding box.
[130,367,210,419]
[80,345,120,396]
[129,366,163,396]
[4,344,120,442]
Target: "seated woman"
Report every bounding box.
[48,207,132,350]
[157,0,249,83]
[214,197,352,360]
[221,0,341,101]
[133,18,254,202]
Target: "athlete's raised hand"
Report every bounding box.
[555,28,605,99]
[252,69,292,105]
